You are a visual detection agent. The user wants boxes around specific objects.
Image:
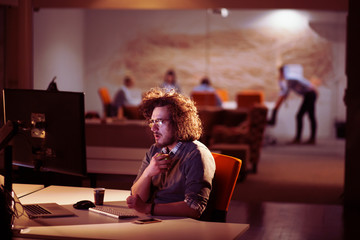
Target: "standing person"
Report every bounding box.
[112,76,142,118]
[269,64,318,144]
[160,69,181,93]
[126,88,215,219]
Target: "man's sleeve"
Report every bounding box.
[183,149,215,214]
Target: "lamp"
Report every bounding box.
[205,8,230,76]
[212,8,229,18]
[47,76,59,91]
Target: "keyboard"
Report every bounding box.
[89,206,138,219]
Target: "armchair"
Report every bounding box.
[209,104,268,174]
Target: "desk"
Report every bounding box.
[0,174,44,197]
[17,185,131,205]
[86,121,154,175]
[14,185,249,240]
[16,218,248,240]
[13,183,44,198]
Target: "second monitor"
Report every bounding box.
[2,89,87,178]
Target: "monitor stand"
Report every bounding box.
[0,121,18,193]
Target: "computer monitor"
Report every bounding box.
[1,89,87,177]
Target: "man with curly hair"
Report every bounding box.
[126,88,215,219]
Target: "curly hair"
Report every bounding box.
[140,88,202,142]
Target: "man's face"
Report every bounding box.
[149,106,177,149]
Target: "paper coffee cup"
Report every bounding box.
[94,188,105,205]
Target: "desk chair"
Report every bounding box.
[202,152,242,222]
[236,90,264,108]
[216,89,229,102]
[191,92,218,107]
[123,106,144,120]
[98,87,115,117]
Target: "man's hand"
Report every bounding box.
[129,152,172,203]
[126,194,151,214]
[143,152,172,177]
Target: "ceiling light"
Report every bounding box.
[212,8,229,18]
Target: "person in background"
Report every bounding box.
[112,76,142,118]
[192,77,222,107]
[268,64,318,144]
[160,69,181,93]
[126,88,215,219]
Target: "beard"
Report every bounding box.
[155,142,165,148]
[154,134,177,149]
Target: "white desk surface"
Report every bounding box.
[19,185,131,205]
[0,174,44,197]
[13,183,44,198]
[14,185,249,240]
[17,218,249,240]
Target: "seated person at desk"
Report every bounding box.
[126,88,215,219]
[112,76,142,118]
[192,77,222,107]
[160,69,181,93]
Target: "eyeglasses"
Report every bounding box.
[147,119,171,128]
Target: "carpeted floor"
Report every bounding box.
[232,138,345,205]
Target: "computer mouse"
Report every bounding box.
[73,200,95,210]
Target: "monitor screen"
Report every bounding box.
[2,89,87,177]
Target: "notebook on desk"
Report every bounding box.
[21,202,76,219]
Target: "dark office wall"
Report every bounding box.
[0,7,5,91]
[344,0,360,208]
[0,5,21,90]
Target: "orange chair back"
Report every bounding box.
[211,152,242,211]
[191,92,218,107]
[216,89,229,102]
[98,87,114,117]
[236,90,264,108]
[98,87,112,105]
